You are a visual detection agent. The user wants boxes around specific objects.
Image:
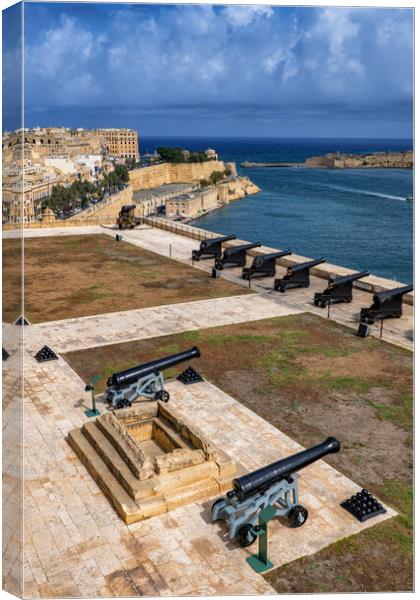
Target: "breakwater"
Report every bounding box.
[242,151,413,170]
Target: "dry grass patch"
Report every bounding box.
[2,234,251,323]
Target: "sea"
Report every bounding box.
[141,137,413,284]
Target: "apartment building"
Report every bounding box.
[97,128,140,161]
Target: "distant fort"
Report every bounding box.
[241,150,413,169]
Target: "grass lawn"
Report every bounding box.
[63,312,413,593]
[2,234,251,323]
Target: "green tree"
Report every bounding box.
[125,157,137,170]
[157,147,185,163]
[210,170,225,185]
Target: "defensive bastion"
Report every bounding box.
[7,160,259,228]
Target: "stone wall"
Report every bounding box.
[128,161,227,193]
[68,186,133,222]
[4,187,132,229]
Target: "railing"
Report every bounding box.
[143,216,223,242]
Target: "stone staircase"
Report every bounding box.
[68,415,236,525]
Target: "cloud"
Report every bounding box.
[223,5,273,28]
[22,4,413,134]
[25,14,106,102]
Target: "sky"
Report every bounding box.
[3,2,414,138]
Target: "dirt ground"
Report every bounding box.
[2,235,251,323]
[64,313,413,593]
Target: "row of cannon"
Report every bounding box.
[192,234,413,324]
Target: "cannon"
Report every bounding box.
[192,234,237,261]
[214,242,261,271]
[242,250,292,281]
[274,257,326,292]
[314,270,370,308]
[106,347,201,409]
[212,437,340,547]
[360,284,413,324]
[116,205,141,230]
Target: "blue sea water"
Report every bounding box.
[141,137,413,283]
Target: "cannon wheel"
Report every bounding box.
[287,505,308,528]
[236,524,257,548]
[211,498,227,521]
[115,399,125,410]
[155,390,170,402]
[123,399,132,408]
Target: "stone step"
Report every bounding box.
[156,461,219,493]
[67,428,142,524]
[82,421,153,502]
[165,477,220,511]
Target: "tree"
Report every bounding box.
[210,170,225,185]
[125,157,137,171]
[156,147,211,164]
[157,147,185,163]
[114,163,129,183]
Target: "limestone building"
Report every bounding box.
[97,128,140,161]
[165,187,218,218]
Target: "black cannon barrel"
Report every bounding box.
[330,270,370,286]
[121,204,136,212]
[108,346,201,388]
[223,242,261,257]
[374,284,413,305]
[200,235,236,252]
[288,257,325,273]
[253,250,292,267]
[233,437,341,501]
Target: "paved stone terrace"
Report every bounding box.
[32,293,303,353]
[3,323,395,598]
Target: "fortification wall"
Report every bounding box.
[217,177,260,203]
[128,161,226,192]
[70,186,133,221]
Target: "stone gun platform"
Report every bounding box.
[4,322,398,597]
[68,401,236,524]
[110,225,413,350]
